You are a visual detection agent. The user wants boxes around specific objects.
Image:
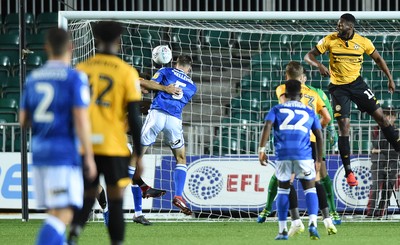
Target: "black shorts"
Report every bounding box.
[328,76,380,119]
[83,155,130,189]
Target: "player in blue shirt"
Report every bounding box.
[19,28,96,245]
[258,79,323,240]
[130,55,197,216]
[92,77,181,226]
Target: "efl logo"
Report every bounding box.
[226,174,264,192]
[187,166,224,200]
[183,158,275,208]
[0,163,34,200]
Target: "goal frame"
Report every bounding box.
[58,10,400,220]
[59,11,400,28]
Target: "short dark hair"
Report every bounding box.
[285,61,304,79]
[92,21,123,44]
[46,28,70,56]
[340,13,356,25]
[177,55,192,67]
[285,79,302,98]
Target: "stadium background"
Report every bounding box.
[1,0,400,221]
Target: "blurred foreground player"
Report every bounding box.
[20,28,96,245]
[68,21,143,245]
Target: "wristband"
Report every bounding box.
[258,147,266,153]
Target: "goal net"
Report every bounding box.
[61,11,400,222]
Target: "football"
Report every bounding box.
[152,45,172,64]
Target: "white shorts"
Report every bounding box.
[275,159,316,182]
[33,165,83,209]
[141,109,184,149]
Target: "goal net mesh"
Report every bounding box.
[67,17,400,222]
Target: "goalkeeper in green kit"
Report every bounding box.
[257,80,341,226]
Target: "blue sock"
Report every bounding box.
[36,216,65,245]
[131,184,143,216]
[276,188,290,222]
[174,164,187,197]
[128,166,135,179]
[304,187,319,216]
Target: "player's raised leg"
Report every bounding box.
[128,143,166,199]
[371,107,400,153]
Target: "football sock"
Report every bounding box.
[289,185,298,209]
[36,216,65,245]
[68,196,95,242]
[128,166,135,179]
[131,184,143,216]
[315,182,328,207]
[128,167,143,216]
[320,175,337,213]
[309,214,318,227]
[97,187,107,210]
[288,184,301,220]
[77,197,96,225]
[174,164,187,197]
[276,187,290,232]
[289,208,300,221]
[129,166,149,189]
[381,125,400,152]
[278,221,288,234]
[304,187,318,219]
[265,174,278,211]
[338,136,352,177]
[315,182,330,219]
[323,217,333,228]
[108,199,125,243]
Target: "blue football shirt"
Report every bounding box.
[21,61,90,166]
[265,101,321,161]
[150,67,197,119]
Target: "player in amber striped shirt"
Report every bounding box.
[68,21,143,244]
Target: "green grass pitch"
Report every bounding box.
[0,219,399,245]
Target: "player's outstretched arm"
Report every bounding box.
[370,50,395,93]
[73,107,97,181]
[304,48,330,77]
[139,78,181,95]
[258,121,272,166]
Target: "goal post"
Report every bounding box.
[59,11,400,221]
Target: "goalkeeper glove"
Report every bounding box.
[327,124,338,147]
